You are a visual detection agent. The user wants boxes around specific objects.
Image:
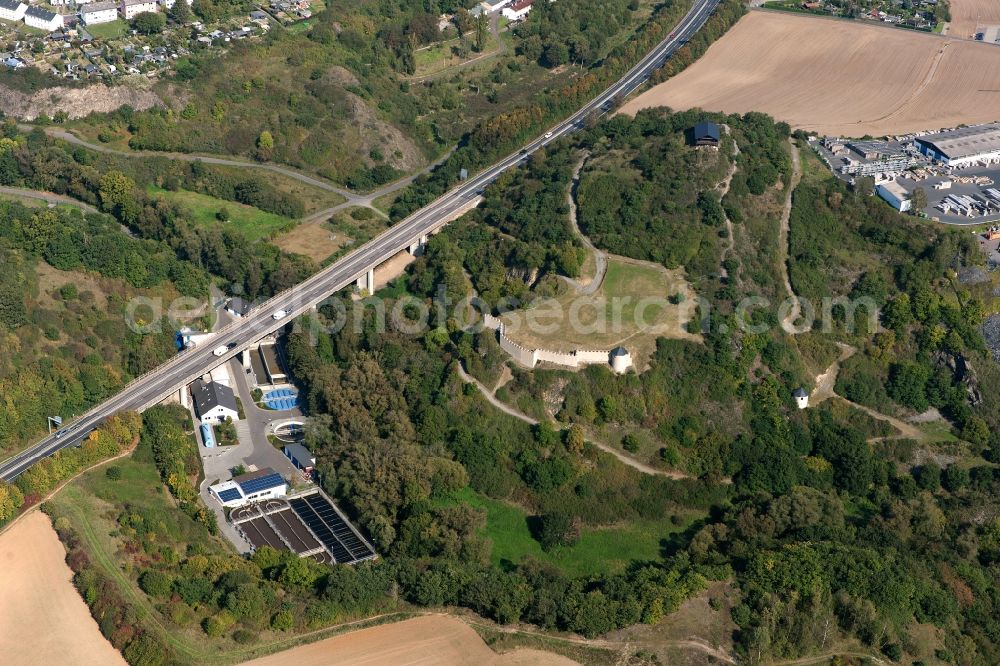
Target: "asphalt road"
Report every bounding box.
[0,0,719,481]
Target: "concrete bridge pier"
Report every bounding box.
[356,267,375,295]
[179,386,189,408]
[408,234,429,256]
[242,349,251,370]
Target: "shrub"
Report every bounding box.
[535,511,581,550]
[232,628,257,644]
[105,466,122,481]
[203,610,236,637]
[271,609,294,631]
[139,569,174,598]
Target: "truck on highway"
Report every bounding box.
[213,345,228,357]
[272,309,287,320]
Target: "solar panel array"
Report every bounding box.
[290,494,376,564]
[218,487,243,502]
[239,472,285,495]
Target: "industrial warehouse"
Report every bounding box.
[914,124,1000,167]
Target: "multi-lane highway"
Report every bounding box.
[0,0,720,481]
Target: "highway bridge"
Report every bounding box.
[0,0,720,481]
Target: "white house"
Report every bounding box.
[191,378,239,424]
[24,5,63,30]
[209,468,287,508]
[479,0,511,12]
[82,0,119,24]
[121,0,158,19]
[501,0,532,21]
[0,0,27,22]
[225,296,252,318]
[876,180,913,213]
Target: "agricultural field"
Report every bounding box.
[0,512,126,666]
[499,257,699,369]
[147,186,296,242]
[622,11,1000,136]
[947,0,1000,39]
[241,615,578,666]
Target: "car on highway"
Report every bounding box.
[544,131,553,139]
[54,429,68,439]
[272,309,288,320]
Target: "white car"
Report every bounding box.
[544,131,553,139]
[272,309,287,320]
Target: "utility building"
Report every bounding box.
[210,468,287,508]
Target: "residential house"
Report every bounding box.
[120,0,158,20]
[82,0,118,23]
[0,0,27,23]
[191,378,239,424]
[691,121,721,147]
[501,0,531,21]
[24,6,64,31]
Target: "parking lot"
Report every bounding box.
[896,166,1000,225]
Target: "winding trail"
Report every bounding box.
[560,152,607,295]
[779,138,804,331]
[810,343,928,442]
[24,123,455,221]
[0,186,99,213]
[716,125,739,279]
[455,361,690,479]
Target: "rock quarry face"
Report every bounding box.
[0,81,162,120]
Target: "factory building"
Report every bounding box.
[915,124,1000,167]
[876,181,913,213]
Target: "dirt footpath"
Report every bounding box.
[240,615,578,666]
[621,11,1000,136]
[0,511,126,666]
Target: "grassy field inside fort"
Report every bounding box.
[499,257,699,368]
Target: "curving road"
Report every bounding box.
[0,0,721,481]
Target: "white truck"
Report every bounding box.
[212,345,228,357]
[272,309,287,320]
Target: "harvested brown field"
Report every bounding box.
[621,11,1000,136]
[948,0,1000,39]
[240,615,578,666]
[0,511,126,666]
[274,223,350,262]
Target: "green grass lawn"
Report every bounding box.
[448,488,685,578]
[147,185,297,241]
[84,20,128,40]
[413,31,500,77]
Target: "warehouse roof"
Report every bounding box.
[916,124,1000,160]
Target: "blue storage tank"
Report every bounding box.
[200,423,215,448]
